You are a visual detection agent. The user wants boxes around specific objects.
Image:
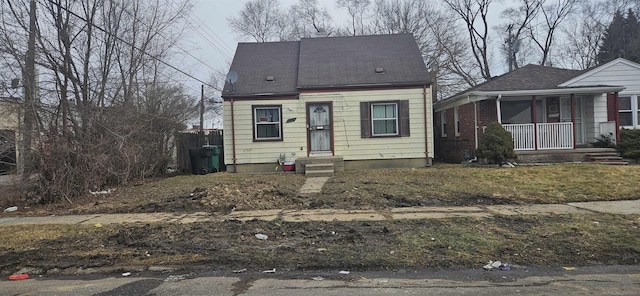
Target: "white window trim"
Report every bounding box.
[254,106,282,140]
[454,106,460,136]
[441,111,447,137]
[370,103,399,136]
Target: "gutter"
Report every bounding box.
[434,86,626,112]
[222,92,300,100]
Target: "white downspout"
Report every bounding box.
[473,100,479,149]
[496,94,503,124]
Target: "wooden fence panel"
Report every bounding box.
[176,131,225,173]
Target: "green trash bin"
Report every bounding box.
[202,145,221,173]
[189,147,211,175]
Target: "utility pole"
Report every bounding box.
[506,24,514,72]
[20,0,36,179]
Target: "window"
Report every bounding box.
[454,106,460,136]
[371,103,398,136]
[617,95,640,128]
[619,96,632,126]
[253,106,282,141]
[360,100,409,138]
[441,111,447,137]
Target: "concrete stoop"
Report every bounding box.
[585,152,629,165]
[305,163,334,177]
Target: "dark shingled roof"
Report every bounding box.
[297,34,431,89]
[223,41,300,97]
[222,34,430,98]
[458,64,586,95]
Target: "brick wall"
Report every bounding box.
[434,99,499,163]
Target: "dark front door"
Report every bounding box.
[308,103,332,153]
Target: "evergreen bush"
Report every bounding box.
[475,122,517,165]
[617,129,640,163]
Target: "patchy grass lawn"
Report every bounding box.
[321,163,640,208]
[1,214,639,275]
[8,163,640,216]
[2,164,640,275]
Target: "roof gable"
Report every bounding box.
[559,58,640,89]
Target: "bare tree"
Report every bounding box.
[336,0,371,36]
[0,0,199,203]
[288,0,334,39]
[443,0,494,81]
[369,0,478,98]
[500,0,543,70]
[557,0,607,69]
[527,0,578,66]
[227,0,285,42]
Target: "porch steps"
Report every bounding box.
[585,152,628,165]
[305,163,335,177]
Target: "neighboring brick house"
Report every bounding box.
[434,58,640,163]
[221,34,434,173]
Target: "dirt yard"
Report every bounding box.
[1,164,640,276]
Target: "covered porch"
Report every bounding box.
[498,93,619,151]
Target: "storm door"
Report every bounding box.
[308,103,332,153]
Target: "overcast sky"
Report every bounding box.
[186,0,349,80]
[184,0,506,128]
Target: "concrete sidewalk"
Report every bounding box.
[1,199,639,227]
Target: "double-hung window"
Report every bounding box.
[618,95,640,128]
[371,103,398,136]
[253,105,282,141]
[360,100,409,138]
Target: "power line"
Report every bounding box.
[190,13,234,54]
[40,0,216,88]
[113,2,223,73]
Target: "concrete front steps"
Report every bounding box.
[295,156,344,177]
[585,152,628,165]
[304,163,334,177]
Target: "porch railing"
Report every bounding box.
[503,124,535,150]
[503,122,574,151]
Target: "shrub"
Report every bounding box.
[592,133,616,148]
[617,129,640,163]
[475,122,517,165]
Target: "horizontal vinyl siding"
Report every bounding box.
[301,87,432,161]
[224,87,434,166]
[223,99,308,165]
[566,63,640,93]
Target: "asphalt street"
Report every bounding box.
[3,265,640,295]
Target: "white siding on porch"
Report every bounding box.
[591,94,609,142]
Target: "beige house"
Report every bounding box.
[222,34,433,173]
